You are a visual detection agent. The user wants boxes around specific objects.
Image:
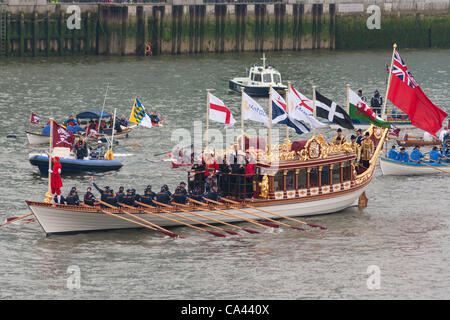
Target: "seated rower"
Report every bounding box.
[140,187,156,207]
[114,115,128,133]
[131,189,141,205]
[396,147,409,162]
[205,185,220,202]
[65,187,80,206]
[84,187,97,206]
[121,189,135,206]
[149,112,160,125]
[332,128,347,145]
[388,145,398,160]
[93,181,117,207]
[178,182,188,196]
[116,186,125,204]
[189,187,204,203]
[156,186,171,205]
[429,146,443,163]
[172,187,188,205]
[53,194,65,204]
[410,145,424,163]
[162,184,172,197]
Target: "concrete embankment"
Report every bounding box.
[0,0,449,57]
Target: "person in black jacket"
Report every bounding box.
[178,182,188,196]
[93,181,117,207]
[66,187,80,206]
[189,187,204,203]
[84,187,96,206]
[156,186,171,205]
[115,186,125,204]
[172,187,188,205]
[139,187,156,207]
[73,137,88,160]
[205,185,220,202]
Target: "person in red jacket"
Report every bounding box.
[51,157,63,203]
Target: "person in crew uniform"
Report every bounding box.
[92,181,117,207]
[355,129,363,146]
[115,186,125,204]
[350,135,360,161]
[156,186,171,205]
[429,146,443,163]
[205,185,220,202]
[121,189,134,206]
[203,176,212,195]
[140,187,156,207]
[65,187,80,206]
[53,194,65,204]
[189,186,205,203]
[161,184,172,197]
[130,189,141,206]
[359,132,375,168]
[332,128,347,145]
[396,147,409,162]
[178,182,188,196]
[84,187,96,206]
[73,137,88,160]
[388,145,398,160]
[172,187,188,205]
[410,145,424,163]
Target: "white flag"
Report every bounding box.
[288,86,328,129]
[242,92,269,126]
[209,93,236,129]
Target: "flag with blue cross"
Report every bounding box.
[129,97,153,128]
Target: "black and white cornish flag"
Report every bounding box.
[315,91,355,130]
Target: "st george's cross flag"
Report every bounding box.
[387,49,448,136]
[242,92,269,126]
[315,91,354,130]
[288,86,328,129]
[129,98,153,128]
[349,88,391,128]
[30,112,40,125]
[208,93,236,129]
[271,88,310,135]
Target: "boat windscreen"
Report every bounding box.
[254,73,262,82]
[263,74,272,83]
[273,73,281,83]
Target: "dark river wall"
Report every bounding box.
[0,1,449,58]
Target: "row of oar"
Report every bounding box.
[1,199,326,238]
[421,157,450,174]
[90,197,326,238]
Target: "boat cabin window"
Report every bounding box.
[342,161,352,182]
[310,167,319,188]
[321,165,330,186]
[263,74,272,83]
[273,73,281,84]
[250,72,254,80]
[298,168,307,189]
[254,73,262,82]
[286,170,295,190]
[274,171,284,191]
[332,163,341,184]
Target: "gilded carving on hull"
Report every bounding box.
[259,174,269,199]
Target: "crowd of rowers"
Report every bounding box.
[52,179,221,207]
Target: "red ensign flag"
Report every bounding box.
[387,50,448,136]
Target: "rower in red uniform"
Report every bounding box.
[51,156,63,203]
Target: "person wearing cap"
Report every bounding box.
[410,145,424,163]
[355,129,363,146]
[388,145,398,160]
[370,90,383,117]
[65,187,80,206]
[189,186,205,203]
[396,147,409,162]
[350,135,360,160]
[332,128,347,145]
[84,187,97,206]
[91,140,105,159]
[115,186,125,203]
[130,188,141,206]
[92,179,117,207]
[178,182,188,196]
[139,187,156,207]
[156,186,171,205]
[172,187,188,205]
[50,156,63,204]
[205,185,220,202]
[359,132,375,168]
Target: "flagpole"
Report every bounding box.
[97,83,110,133]
[312,85,317,137]
[45,118,54,203]
[110,108,117,151]
[268,85,272,156]
[381,43,397,120]
[346,84,350,139]
[285,82,290,143]
[240,87,245,151]
[206,89,210,150]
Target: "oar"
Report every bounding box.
[177,200,259,234]
[152,201,238,235]
[89,202,181,238]
[138,201,225,238]
[216,198,305,231]
[204,198,280,229]
[221,197,327,230]
[417,161,450,174]
[424,157,450,168]
[188,198,271,230]
[1,213,34,227]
